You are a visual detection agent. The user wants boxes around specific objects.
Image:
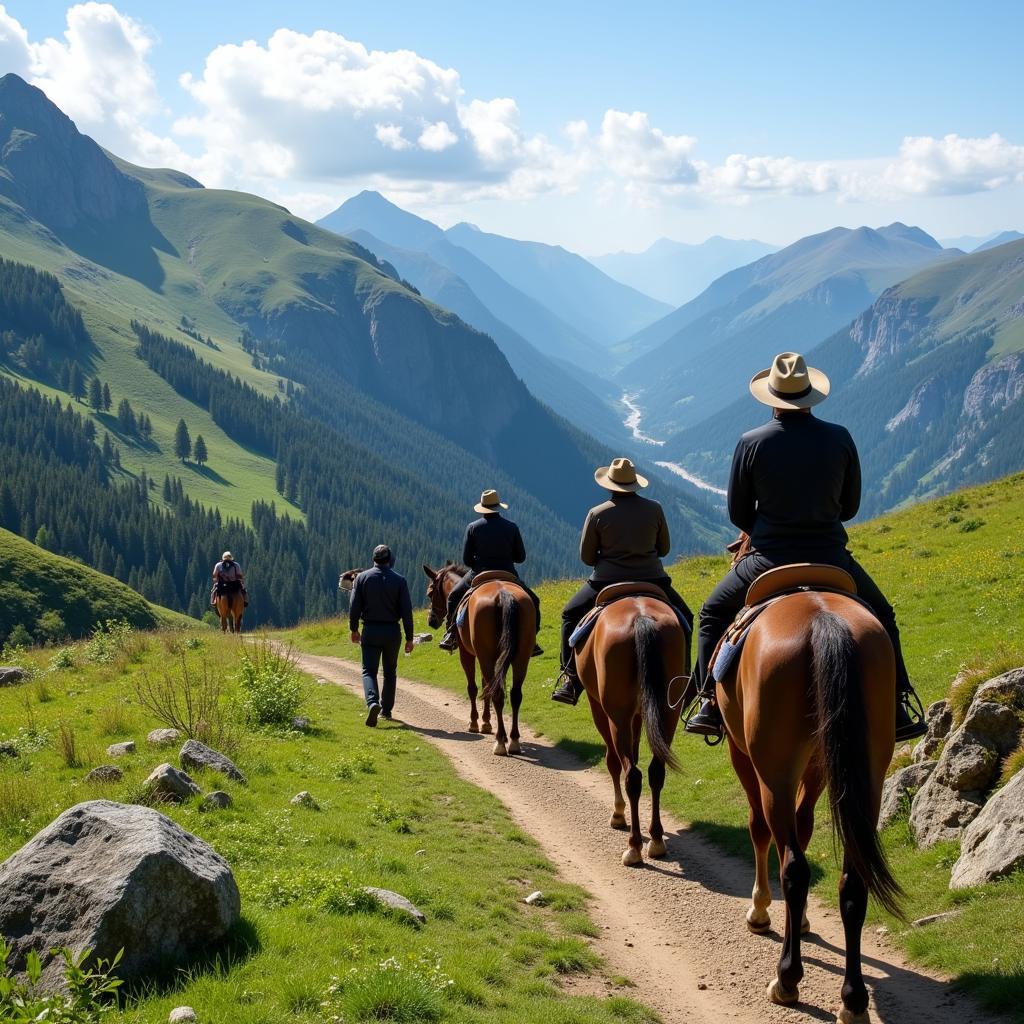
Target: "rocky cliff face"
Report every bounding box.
[850,294,936,376]
[0,74,146,231]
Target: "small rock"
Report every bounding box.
[697,982,708,990]
[524,890,545,906]
[169,1009,198,1023]
[413,633,433,646]
[360,886,426,924]
[950,768,1024,888]
[875,926,889,936]
[290,791,319,810]
[415,849,427,856]
[0,741,18,758]
[147,728,181,747]
[911,910,961,928]
[879,761,936,829]
[85,765,123,784]
[180,739,246,784]
[107,741,136,758]
[291,716,311,732]
[145,763,201,803]
[201,791,233,811]
[0,667,28,687]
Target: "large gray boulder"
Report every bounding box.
[0,800,240,990]
[951,769,1024,888]
[179,740,246,784]
[961,700,1021,757]
[145,763,201,803]
[934,730,1000,793]
[913,699,953,763]
[879,761,936,829]
[909,771,985,847]
[0,667,28,687]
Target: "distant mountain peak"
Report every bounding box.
[877,222,942,250]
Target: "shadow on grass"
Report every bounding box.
[119,915,261,1001]
[190,463,232,486]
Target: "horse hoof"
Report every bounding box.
[766,979,799,1005]
[481,722,493,734]
[507,739,521,755]
[622,846,643,867]
[645,837,667,858]
[746,908,771,934]
[492,742,507,756]
[836,1009,870,1024]
[801,914,811,935]
[468,723,480,734]
[609,813,627,830]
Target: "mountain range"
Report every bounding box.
[615,222,961,436]
[0,73,721,624]
[594,235,778,307]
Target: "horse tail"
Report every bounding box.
[811,611,903,918]
[486,589,519,703]
[634,614,679,771]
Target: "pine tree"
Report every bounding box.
[88,377,103,412]
[58,360,72,393]
[117,398,136,433]
[174,419,191,462]
[193,434,208,467]
[102,383,112,412]
[102,432,114,461]
[69,362,86,402]
[34,525,50,550]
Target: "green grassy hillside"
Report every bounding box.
[289,471,1024,1015]
[0,528,186,646]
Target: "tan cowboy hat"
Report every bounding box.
[222,551,233,561]
[474,489,509,514]
[749,351,830,410]
[594,457,648,492]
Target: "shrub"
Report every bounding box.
[323,952,452,1024]
[48,647,76,671]
[36,610,67,645]
[83,620,135,664]
[237,641,303,727]
[135,653,240,754]
[56,722,81,769]
[999,742,1024,787]
[0,939,122,1022]
[1,627,32,659]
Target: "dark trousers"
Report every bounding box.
[360,622,401,713]
[696,550,910,692]
[445,570,542,629]
[560,577,694,669]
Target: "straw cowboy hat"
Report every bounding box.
[474,489,509,514]
[749,351,830,410]
[222,551,234,561]
[594,457,648,493]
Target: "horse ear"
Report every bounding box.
[422,564,436,580]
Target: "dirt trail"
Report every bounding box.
[296,653,1002,1024]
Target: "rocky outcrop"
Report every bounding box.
[179,740,245,784]
[879,761,936,829]
[849,294,935,377]
[0,667,28,687]
[886,375,946,433]
[0,800,239,990]
[913,699,954,763]
[950,770,1024,888]
[960,353,1024,426]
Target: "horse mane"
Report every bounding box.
[442,561,469,576]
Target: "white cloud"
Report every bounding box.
[0,4,30,77]
[596,110,698,185]
[418,120,457,152]
[879,133,1024,197]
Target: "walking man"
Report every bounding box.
[350,544,414,727]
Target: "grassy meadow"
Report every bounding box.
[0,629,657,1024]
[286,472,1024,1017]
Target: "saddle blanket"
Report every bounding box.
[569,595,691,651]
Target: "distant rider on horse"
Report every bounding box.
[438,489,543,656]
[551,458,694,705]
[684,352,927,742]
[211,551,247,606]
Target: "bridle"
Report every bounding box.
[427,565,455,627]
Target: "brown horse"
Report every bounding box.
[576,591,686,866]
[215,581,245,634]
[719,588,902,1021]
[424,563,536,754]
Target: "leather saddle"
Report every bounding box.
[455,570,526,626]
[570,581,686,651]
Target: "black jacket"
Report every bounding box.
[349,565,414,641]
[728,412,860,558]
[462,514,526,574]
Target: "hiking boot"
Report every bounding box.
[380,711,393,721]
[685,698,724,739]
[551,668,584,705]
[365,704,380,728]
[438,628,458,653]
[532,644,544,658]
[895,692,927,742]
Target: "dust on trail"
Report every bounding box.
[295,652,1004,1024]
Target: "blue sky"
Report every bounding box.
[4,1,1024,253]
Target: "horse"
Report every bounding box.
[215,580,245,634]
[424,563,537,755]
[718,580,902,1021]
[575,589,687,866]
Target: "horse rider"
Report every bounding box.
[551,458,694,705]
[684,352,927,743]
[438,489,543,656]
[211,551,247,606]
[350,544,415,727]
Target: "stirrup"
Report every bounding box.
[551,667,583,705]
[682,691,724,747]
